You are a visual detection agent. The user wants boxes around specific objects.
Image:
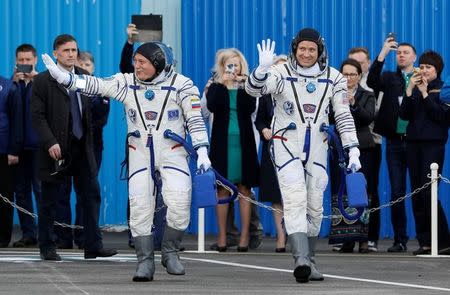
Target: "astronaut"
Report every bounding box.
[41,42,211,282]
[245,28,360,283]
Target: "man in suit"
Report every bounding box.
[31,34,117,260]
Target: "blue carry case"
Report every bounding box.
[192,168,217,208]
[345,169,368,208]
[163,129,238,207]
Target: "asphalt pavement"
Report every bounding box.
[1,229,449,294]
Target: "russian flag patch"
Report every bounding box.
[191,96,201,109]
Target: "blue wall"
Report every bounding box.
[2,0,450,240]
[181,0,450,239]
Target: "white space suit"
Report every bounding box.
[78,70,208,236]
[246,30,360,284]
[246,56,358,237]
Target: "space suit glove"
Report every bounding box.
[42,53,74,88]
[196,146,211,171]
[255,39,276,77]
[347,147,362,172]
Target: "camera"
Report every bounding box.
[225,63,236,75]
[16,64,33,73]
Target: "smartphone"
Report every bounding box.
[413,67,423,84]
[387,32,397,50]
[131,14,163,42]
[387,32,396,41]
[16,64,33,73]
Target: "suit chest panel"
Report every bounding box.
[126,87,181,130]
[276,76,332,121]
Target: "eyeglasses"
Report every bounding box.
[342,73,359,78]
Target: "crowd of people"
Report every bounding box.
[1,24,450,284]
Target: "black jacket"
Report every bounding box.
[30,67,97,182]
[349,86,376,149]
[399,78,448,143]
[206,83,259,187]
[120,42,134,74]
[367,58,407,139]
[254,94,273,134]
[91,96,110,149]
[254,94,282,202]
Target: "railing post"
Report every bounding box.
[198,208,205,252]
[430,163,439,257]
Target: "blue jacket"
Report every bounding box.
[0,76,19,154]
[399,78,448,142]
[11,80,39,151]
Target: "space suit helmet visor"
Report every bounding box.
[291,28,324,57]
[135,42,175,77]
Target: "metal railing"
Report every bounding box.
[1,163,447,256]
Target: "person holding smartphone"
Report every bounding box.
[203,50,264,252]
[367,34,417,253]
[206,48,260,253]
[9,44,41,248]
[399,51,450,255]
[13,46,38,85]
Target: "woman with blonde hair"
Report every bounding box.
[206,48,259,252]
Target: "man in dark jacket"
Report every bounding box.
[367,35,416,252]
[9,44,41,248]
[30,34,117,260]
[54,51,111,250]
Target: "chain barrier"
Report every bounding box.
[0,193,166,232]
[217,174,443,220]
[364,176,437,215]
[1,173,446,229]
[439,174,450,184]
[216,179,284,214]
